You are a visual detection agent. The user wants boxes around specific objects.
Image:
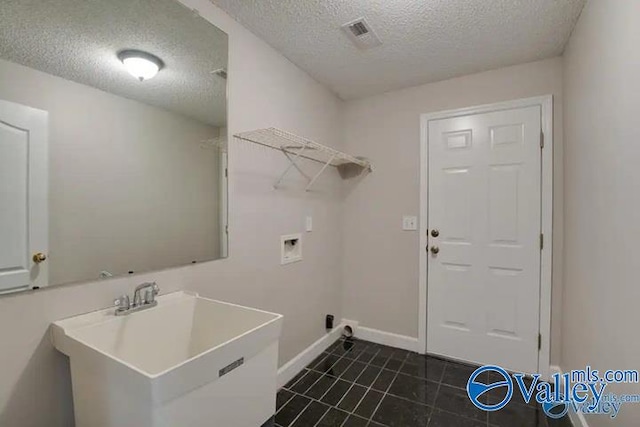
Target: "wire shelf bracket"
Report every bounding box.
[234,127,373,191]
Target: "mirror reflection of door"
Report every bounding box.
[0,0,228,292]
[0,100,48,293]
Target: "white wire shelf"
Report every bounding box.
[234,127,373,191]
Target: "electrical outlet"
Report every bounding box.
[402,215,417,231]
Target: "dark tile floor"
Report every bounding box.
[272,338,573,427]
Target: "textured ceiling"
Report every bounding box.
[0,0,228,126]
[210,0,584,100]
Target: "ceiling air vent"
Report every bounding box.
[341,17,382,50]
[349,21,369,37]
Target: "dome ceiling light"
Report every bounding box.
[117,50,164,81]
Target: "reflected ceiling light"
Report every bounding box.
[117,50,164,81]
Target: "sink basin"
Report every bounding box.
[51,291,283,427]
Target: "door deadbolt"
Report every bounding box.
[431,229,440,238]
[430,246,440,255]
[33,252,47,264]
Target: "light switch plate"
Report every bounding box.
[305,216,313,232]
[402,215,417,231]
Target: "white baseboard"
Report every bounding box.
[277,323,345,388]
[550,365,588,427]
[350,324,419,353]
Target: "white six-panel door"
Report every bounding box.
[426,105,541,374]
[0,99,48,293]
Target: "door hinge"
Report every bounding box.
[540,131,544,149]
[538,333,542,350]
[540,233,544,250]
[225,168,228,178]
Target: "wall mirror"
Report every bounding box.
[0,0,228,294]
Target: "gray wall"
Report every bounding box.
[0,0,345,425]
[562,0,640,425]
[342,57,565,364]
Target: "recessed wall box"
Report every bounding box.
[281,234,302,265]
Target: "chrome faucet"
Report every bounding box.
[114,282,160,316]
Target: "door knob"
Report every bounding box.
[431,229,440,238]
[430,246,440,255]
[33,252,47,263]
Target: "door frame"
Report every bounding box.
[418,95,553,379]
[220,151,228,258]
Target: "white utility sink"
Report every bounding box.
[51,291,283,427]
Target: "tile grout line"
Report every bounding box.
[287,339,381,427]
[303,340,382,427]
[346,349,394,424]
[284,398,314,427]
[283,368,310,391]
[334,345,383,427]
[284,341,564,427]
[430,357,519,427]
[293,343,358,426]
[330,341,413,427]
[302,343,361,393]
[298,404,331,427]
[301,350,352,396]
[331,342,438,426]
[318,341,413,427]
[313,357,358,403]
[426,356,448,426]
[286,341,496,426]
[275,391,296,417]
[311,347,363,400]
[309,348,362,427]
[283,343,358,427]
[277,341,349,426]
[286,358,478,422]
[430,358,496,426]
[365,349,413,426]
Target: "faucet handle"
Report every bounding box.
[144,283,160,304]
[114,294,131,312]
